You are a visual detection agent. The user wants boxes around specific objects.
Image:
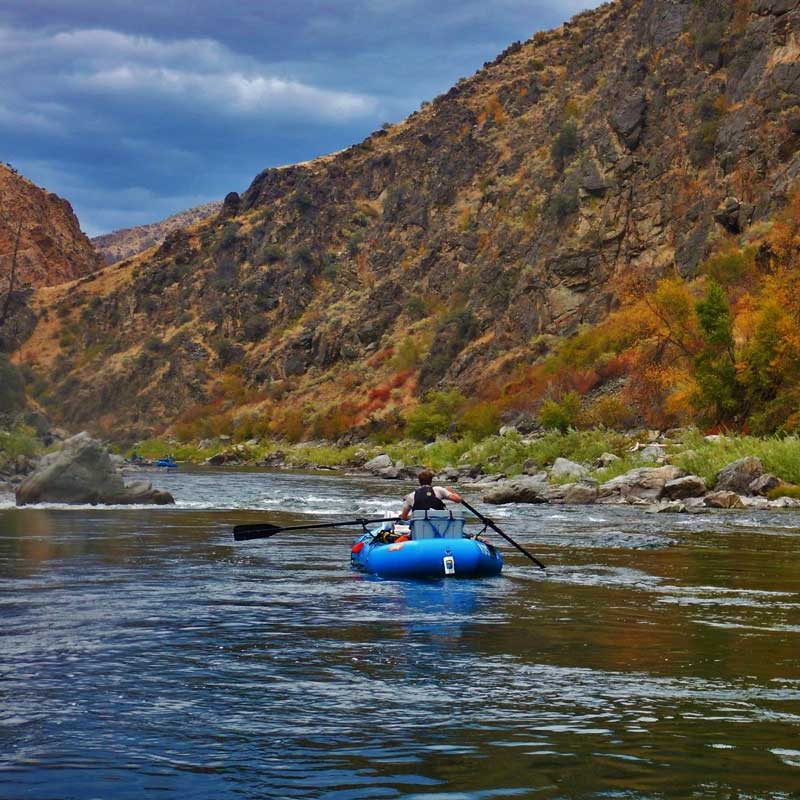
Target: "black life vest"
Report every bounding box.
[412,485,446,511]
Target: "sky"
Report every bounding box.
[1,1,599,236]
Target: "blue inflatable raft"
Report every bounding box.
[350,510,503,579]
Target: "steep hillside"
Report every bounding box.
[0,164,102,288]
[92,201,222,265]
[13,0,800,442]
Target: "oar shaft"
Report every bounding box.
[461,500,545,570]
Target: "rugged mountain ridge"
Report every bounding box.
[11,0,800,440]
[92,201,222,265]
[0,164,101,288]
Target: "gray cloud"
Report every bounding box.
[0,1,600,235]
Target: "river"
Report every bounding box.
[1,467,799,799]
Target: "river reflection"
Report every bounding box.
[1,468,799,799]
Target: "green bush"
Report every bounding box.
[674,431,800,485]
[0,426,38,470]
[346,233,363,257]
[243,314,269,341]
[293,246,314,267]
[219,222,240,249]
[405,390,466,441]
[539,392,581,433]
[689,120,720,166]
[547,187,579,219]
[211,337,244,367]
[406,296,427,320]
[418,310,478,392]
[144,336,164,353]
[768,485,800,501]
[458,402,501,439]
[703,248,754,286]
[0,356,26,413]
[693,281,742,424]
[293,193,313,213]
[551,120,579,171]
[696,21,725,62]
[262,244,285,264]
[392,337,422,370]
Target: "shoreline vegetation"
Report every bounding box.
[120,427,800,510]
[4,423,800,511]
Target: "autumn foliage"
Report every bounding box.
[495,189,800,434]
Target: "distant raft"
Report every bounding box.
[350,510,503,579]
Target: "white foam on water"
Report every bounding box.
[771,748,800,767]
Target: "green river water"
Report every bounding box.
[1,467,798,799]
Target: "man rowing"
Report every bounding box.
[399,468,462,520]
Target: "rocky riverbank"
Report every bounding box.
[353,440,800,514]
[124,427,800,515]
[474,459,799,512]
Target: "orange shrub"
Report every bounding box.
[270,407,307,443]
[310,401,360,440]
[580,395,638,430]
[366,347,394,368]
[367,385,391,403]
[389,370,414,389]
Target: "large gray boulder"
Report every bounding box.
[704,491,746,510]
[638,444,666,462]
[749,473,786,496]
[550,458,588,480]
[545,480,599,505]
[16,433,174,506]
[714,457,765,495]
[363,453,393,473]
[597,466,684,504]
[609,88,647,149]
[662,475,707,500]
[564,481,599,504]
[482,475,549,505]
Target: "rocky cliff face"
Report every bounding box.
[91,201,222,264]
[14,0,800,439]
[0,164,102,288]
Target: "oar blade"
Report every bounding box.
[232,517,399,542]
[233,523,282,541]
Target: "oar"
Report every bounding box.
[461,499,545,570]
[233,517,400,542]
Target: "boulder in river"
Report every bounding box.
[482,475,549,505]
[646,500,688,514]
[597,466,684,504]
[545,480,599,505]
[564,481,599,504]
[704,490,746,509]
[714,457,765,495]
[15,432,174,506]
